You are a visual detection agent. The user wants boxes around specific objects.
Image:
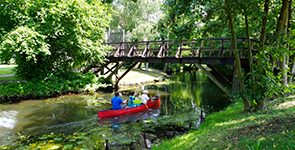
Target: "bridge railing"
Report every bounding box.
[105,37,258,59]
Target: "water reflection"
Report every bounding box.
[0,110,18,146]
[0,95,104,146]
[0,110,18,129]
[144,71,230,115]
[0,70,231,147]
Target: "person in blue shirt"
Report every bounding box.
[111,91,127,110]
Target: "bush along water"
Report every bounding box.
[0,71,107,103]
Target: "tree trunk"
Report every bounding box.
[244,14,256,102]
[289,56,295,84]
[276,0,289,87]
[287,0,293,84]
[275,0,289,37]
[244,14,255,89]
[257,0,270,69]
[255,0,270,110]
[232,65,240,92]
[225,0,250,111]
[163,63,167,72]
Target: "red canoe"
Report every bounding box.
[98,94,161,119]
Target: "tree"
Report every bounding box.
[0,0,111,81]
[109,0,163,42]
[159,0,294,111]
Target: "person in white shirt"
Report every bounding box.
[141,90,150,104]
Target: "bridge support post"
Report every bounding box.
[100,64,105,76]
[207,64,232,86]
[103,62,139,91]
[195,64,232,98]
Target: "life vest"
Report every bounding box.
[128,96,140,107]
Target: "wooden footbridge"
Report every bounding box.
[85,37,259,97]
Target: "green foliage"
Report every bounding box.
[153,94,295,149]
[149,63,181,73]
[0,0,112,81]
[2,132,105,150]
[210,65,233,76]
[158,0,295,111]
[109,0,163,42]
[0,72,106,102]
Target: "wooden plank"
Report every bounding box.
[195,64,232,98]
[114,43,122,57]
[218,39,224,57]
[104,64,117,75]
[207,64,232,86]
[103,62,126,83]
[198,42,202,57]
[175,42,183,58]
[157,42,165,58]
[127,43,135,57]
[142,42,149,57]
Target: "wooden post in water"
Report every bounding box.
[130,141,134,150]
[100,64,104,76]
[105,139,109,150]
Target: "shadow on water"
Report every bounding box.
[0,70,231,149]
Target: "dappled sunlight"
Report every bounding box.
[169,132,197,149]
[277,100,295,109]
[214,114,270,130]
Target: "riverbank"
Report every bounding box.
[153,94,295,149]
[0,66,168,103]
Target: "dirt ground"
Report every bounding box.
[113,68,168,89]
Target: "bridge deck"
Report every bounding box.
[104,37,257,65]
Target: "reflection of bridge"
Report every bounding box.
[86,37,258,97]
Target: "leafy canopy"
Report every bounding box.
[109,0,163,41]
[0,0,112,81]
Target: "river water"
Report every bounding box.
[0,71,231,147]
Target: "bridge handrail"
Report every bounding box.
[102,37,257,45]
[104,37,265,59]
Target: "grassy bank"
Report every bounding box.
[0,72,106,103]
[0,65,16,75]
[0,65,168,103]
[153,95,295,150]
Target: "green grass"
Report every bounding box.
[153,95,295,150]
[0,76,19,81]
[0,65,18,81]
[0,65,16,75]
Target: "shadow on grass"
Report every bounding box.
[153,98,295,150]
